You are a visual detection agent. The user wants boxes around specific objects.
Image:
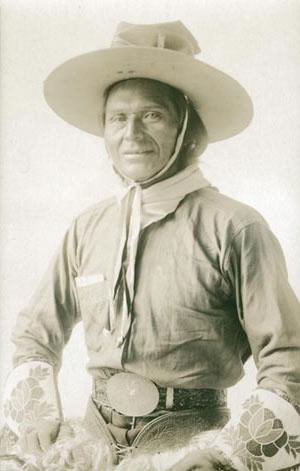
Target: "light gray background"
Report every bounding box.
[1,0,299,422]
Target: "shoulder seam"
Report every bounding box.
[222,220,268,275]
[74,196,116,221]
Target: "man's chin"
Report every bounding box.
[114,165,160,183]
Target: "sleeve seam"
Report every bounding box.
[221,220,267,276]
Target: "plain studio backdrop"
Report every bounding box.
[1,0,300,423]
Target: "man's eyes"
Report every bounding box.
[109,111,162,124]
[110,114,126,123]
[143,111,162,121]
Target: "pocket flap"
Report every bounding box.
[75,273,105,288]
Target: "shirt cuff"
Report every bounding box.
[213,388,300,471]
[2,361,62,437]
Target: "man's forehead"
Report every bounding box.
[105,78,182,112]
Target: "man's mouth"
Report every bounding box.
[122,150,154,160]
[123,150,153,155]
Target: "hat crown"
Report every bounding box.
[111,21,201,56]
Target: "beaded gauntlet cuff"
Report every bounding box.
[214,389,300,471]
[2,361,62,438]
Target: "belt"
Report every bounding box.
[98,403,167,430]
[93,374,227,414]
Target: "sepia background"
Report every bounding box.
[1,0,300,423]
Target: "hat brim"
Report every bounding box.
[44,47,253,143]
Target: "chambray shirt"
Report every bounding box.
[12,187,300,404]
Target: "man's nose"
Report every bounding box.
[124,116,143,140]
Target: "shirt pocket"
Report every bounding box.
[161,306,222,343]
[75,273,109,319]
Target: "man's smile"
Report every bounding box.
[122,150,154,160]
[122,150,154,154]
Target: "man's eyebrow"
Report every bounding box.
[106,103,169,113]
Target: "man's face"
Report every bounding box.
[103,79,181,182]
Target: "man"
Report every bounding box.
[1,21,300,471]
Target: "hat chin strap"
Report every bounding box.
[115,104,189,188]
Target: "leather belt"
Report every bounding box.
[99,404,166,430]
[93,374,227,414]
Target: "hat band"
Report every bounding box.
[111,33,195,55]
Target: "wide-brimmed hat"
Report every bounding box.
[44,21,253,143]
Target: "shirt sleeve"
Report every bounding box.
[11,219,81,371]
[224,220,300,404]
[213,220,300,470]
[1,222,81,447]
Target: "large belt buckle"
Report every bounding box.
[106,373,159,417]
